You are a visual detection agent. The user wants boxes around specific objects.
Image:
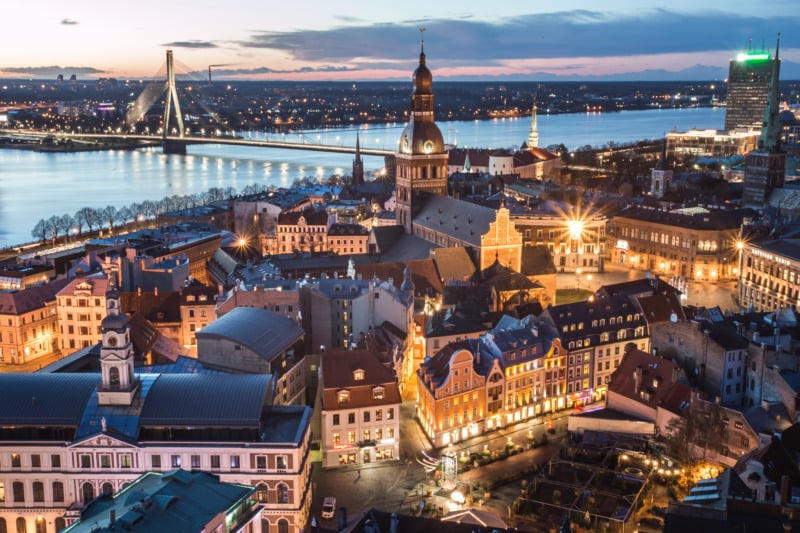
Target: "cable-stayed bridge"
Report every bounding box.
[1,51,394,157]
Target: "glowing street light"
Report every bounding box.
[567,219,584,240]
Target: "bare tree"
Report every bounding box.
[100,205,117,232]
[31,219,49,243]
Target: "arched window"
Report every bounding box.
[34,518,45,533]
[82,482,95,502]
[54,518,66,533]
[0,517,7,533]
[52,482,64,502]
[109,367,120,387]
[277,483,289,504]
[261,519,270,533]
[257,483,269,503]
[12,482,24,502]
[278,519,289,533]
[32,482,44,502]
[15,518,25,533]
[102,482,113,496]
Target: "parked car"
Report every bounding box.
[322,496,336,520]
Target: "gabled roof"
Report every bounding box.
[355,259,443,297]
[431,247,476,283]
[0,278,69,315]
[121,291,181,323]
[413,196,498,247]
[608,348,690,413]
[321,349,400,410]
[637,293,686,324]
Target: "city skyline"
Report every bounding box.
[2,1,798,82]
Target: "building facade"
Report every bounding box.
[725,48,776,132]
[608,207,749,281]
[0,279,68,367]
[56,277,112,352]
[320,350,401,468]
[738,236,800,312]
[511,210,606,273]
[0,290,313,533]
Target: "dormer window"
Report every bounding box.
[353,369,364,381]
[338,390,350,403]
[199,295,207,302]
[186,295,196,302]
[373,387,384,400]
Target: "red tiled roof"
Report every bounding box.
[321,349,400,410]
[608,348,690,411]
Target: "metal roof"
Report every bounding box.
[197,307,303,361]
[140,374,271,427]
[0,373,99,426]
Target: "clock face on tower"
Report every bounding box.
[108,336,117,347]
[423,140,433,154]
[402,138,409,152]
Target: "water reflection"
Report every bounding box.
[0,107,721,247]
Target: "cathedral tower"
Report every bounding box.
[395,30,449,234]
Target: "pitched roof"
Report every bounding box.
[431,247,476,283]
[355,259,443,297]
[608,348,690,413]
[0,277,69,315]
[413,196,498,247]
[321,349,400,410]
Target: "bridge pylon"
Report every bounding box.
[162,50,187,154]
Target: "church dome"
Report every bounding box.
[101,312,129,332]
[399,121,445,155]
[412,52,433,95]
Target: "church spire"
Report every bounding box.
[352,132,364,185]
[758,33,782,153]
[464,151,472,173]
[527,99,539,148]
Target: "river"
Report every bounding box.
[0,106,723,248]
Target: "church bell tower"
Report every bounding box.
[395,29,449,234]
[98,281,139,406]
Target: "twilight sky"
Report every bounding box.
[2,0,797,81]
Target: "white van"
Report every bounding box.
[322,496,336,519]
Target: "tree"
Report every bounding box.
[31,219,49,243]
[46,215,62,243]
[74,206,95,234]
[100,205,116,232]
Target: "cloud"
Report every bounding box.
[60,18,78,25]
[236,9,798,66]
[161,40,218,49]
[194,65,356,77]
[1,66,106,77]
